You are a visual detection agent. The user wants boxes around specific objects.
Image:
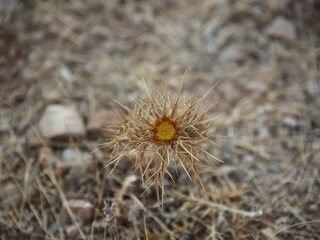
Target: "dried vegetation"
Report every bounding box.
[0,0,320,239]
[104,79,223,203]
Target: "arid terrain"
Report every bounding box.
[1,0,320,239]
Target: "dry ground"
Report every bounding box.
[0,0,320,239]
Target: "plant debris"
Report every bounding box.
[104,80,223,203]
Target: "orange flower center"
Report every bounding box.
[155,121,176,141]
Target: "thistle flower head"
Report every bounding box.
[105,79,223,202]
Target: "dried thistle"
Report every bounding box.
[105,78,223,202]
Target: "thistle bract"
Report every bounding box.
[105,80,223,202]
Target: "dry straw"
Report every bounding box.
[105,76,224,203]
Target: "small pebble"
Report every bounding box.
[218,44,244,64]
[283,116,297,128]
[67,199,94,222]
[265,17,296,41]
[61,148,92,171]
[65,225,79,239]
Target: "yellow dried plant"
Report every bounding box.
[105,78,223,202]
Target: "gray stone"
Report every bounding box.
[218,44,244,64]
[265,17,296,42]
[61,148,92,170]
[39,105,85,140]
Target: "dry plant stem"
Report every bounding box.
[114,175,137,217]
[271,220,320,238]
[105,78,223,203]
[172,191,263,217]
[130,194,175,240]
[47,171,87,240]
[1,152,59,239]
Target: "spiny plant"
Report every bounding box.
[105,77,223,203]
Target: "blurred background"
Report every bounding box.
[1,0,319,239]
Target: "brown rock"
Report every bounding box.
[87,109,120,133]
[278,127,289,137]
[67,199,94,222]
[39,105,85,140]
[268,0,292,11]
[65,225,79,239]
[218,44,244,64]
[270,0,292,10]
[265,17,296,42]
[276,0,292,9]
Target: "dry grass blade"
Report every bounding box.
[171,191,263,217]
